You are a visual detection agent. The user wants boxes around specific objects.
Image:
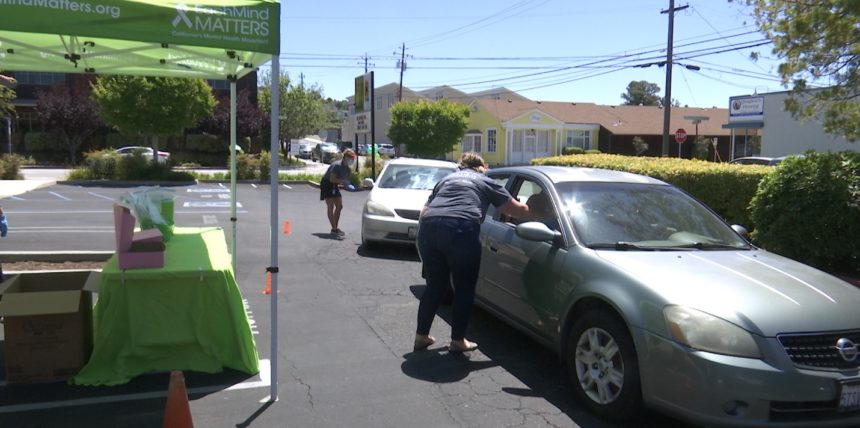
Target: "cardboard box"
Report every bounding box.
[0,271,99,384]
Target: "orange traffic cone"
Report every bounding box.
[263,272,272,295]
[282,220,291,235]
[163,371,193,428]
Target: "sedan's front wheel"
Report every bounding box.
[566,310,642,422]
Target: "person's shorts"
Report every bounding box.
[320,179,341,200]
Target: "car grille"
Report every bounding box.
[394,209,421,220]
[777,330,860,370]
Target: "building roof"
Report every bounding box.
[476,99,734,136]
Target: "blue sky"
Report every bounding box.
[271,0,787,109]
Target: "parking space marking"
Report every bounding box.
[183,202,243,208]
[202,215,218,224]
[217,194,230,199]
[187,188,230,193]
[282,184,292,189]
[87,192,116,201]
[0,360,271,413]
[49,191,71,201]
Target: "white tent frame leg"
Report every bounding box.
[267,56,281,402]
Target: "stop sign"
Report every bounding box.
[674,128,688,144]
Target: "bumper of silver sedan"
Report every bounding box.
[361,213,420,244]
[639,330,860,427]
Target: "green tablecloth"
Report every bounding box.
[71,227,259,386]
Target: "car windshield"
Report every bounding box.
[556,182,750,250]
[320,143,337,151]
[377,165,455,190]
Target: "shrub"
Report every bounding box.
[562,146,584,155]
[258,151,271,182]
[749,152,860,277]
[0,154,24,179]
[534,153,770,228]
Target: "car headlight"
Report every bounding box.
[663,305,761,358]
[365,200,395,217]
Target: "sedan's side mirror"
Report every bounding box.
[516,221,563,245]
[731,225,751,241]
[362,178,375,189]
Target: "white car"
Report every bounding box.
[114,146,170,164]
[361,158,457,248]
[377,144,396,157]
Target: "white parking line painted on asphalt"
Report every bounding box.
[218,183,226,188]
[7,195,24,200]
[49,191,71,200]
[202,215,218,224]
[187,188,230,193]
[183,201,243,208]
[282,184,292,189]
[218,193,230,199]
[87,192,116,201]
[0,360,271,413]
[251,184,257,188]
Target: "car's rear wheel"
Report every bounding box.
[566,310,642,421]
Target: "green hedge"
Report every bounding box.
[749,152,860,277]
[533,154,770,229]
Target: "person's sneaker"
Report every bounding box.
[331,228,345,236]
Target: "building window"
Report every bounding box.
[376,96,383,110]
[14,72,65,86]
[462,134,482,153]
[487,129,497,153]
[388,93,395,106]
[565,130,591,149]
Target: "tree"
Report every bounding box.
[198,88,264,146]
[259,70,327,154]
[91,76,216,162]
[387,99,470,158]
[621,81,662,106]
[0,74,15,120]
[741,0,860,141]
[35,80,104,164]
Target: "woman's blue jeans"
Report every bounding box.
[416,217,482,341]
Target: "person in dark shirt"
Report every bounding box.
[320,149,357,236]
[413,152,532,353]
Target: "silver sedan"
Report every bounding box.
[476,165,860,427]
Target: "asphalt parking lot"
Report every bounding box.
[0,182,687,428]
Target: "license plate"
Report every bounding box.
[839,381,860,412]
[408,227,417,239]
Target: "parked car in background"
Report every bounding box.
[114,146,170,164]
[729,156,780,166]
[361,158,457,248]
[312,142,339,164]
[297,141,314,159]
[475,165,860,427]
[377,144,396,157]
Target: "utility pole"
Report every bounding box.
[660,1,688,157]
[299,72,304,89]
[397,43,406,101]
[360,53,372,73]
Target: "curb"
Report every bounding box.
[0,251,114,263]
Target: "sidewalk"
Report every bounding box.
[0,179,56,199]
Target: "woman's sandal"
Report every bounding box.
[413,335,436,352]
[448,340,478,353]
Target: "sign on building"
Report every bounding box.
[728,96,764,122]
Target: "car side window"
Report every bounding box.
[502,178,559,230]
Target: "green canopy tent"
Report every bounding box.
[0,0,282,400]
